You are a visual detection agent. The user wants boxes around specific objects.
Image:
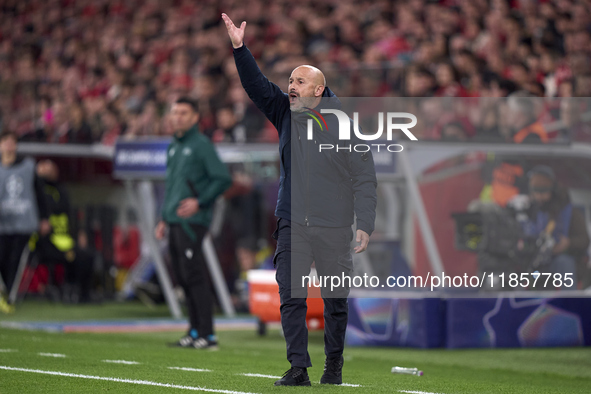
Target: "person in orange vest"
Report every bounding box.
[504,92,549,144]
[480,155,528,208]
[481,92,549,206]
[490,160,527,207]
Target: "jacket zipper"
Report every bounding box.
[305,134,310,226]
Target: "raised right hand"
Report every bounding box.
[222,13,246,49]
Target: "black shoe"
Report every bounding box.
[274,367,311,386]
[320,356,343,385]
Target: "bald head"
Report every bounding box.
[288,65,326,112]
[292,65,326,87]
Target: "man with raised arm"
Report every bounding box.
[222,14,377,387]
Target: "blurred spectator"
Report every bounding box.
[0,0,591,143]
[441,121,470,142]
[67,104,94,144]
[212,106,246,143]
[503,91,548,143]
[435,62,469,97]
[100,109,122,146]
[558,98,591,142]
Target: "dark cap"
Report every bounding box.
[527,165,555,181]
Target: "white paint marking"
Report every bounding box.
[0,349,17,353]
[38,353,66,358]
[0,366,259,394]
[340,383,362,387]
[169,367,212,372]
[102,360,140,365]
[400,391,443,394]
[239,373,281,379]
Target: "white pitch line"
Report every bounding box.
[102,360,140,365]
[340,383,362,387]
[239,373,281,379]
[0,365,260,394]
[400,390,443,394]
[0,349,17,353]
[169,367,212,372]
[38,353,66,358]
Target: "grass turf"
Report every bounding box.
[1,301,590,393]
[0,299,172,321]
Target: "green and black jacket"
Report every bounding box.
[161,125,232,236]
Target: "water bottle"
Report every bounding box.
[391,366,423,376]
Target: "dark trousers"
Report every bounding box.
[169,223,213,338]
[0,234,30,296]
[273,218,353,368]
[36,237,94,301]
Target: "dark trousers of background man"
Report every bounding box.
[35,237,94,301]
[168,224,214,338]
[273,218,353,368]
[0,234,30,294]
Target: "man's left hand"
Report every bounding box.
[177,198,200,218]
[354,229,370,254]
[552,236,570,255]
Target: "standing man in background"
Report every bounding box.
[223,14,377,386]
[155,98,232,350]
[0,130,49,313]
[523,166,588,288]
[32,159,94,303]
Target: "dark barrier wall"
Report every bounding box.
[347,297,591,349]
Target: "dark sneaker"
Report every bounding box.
[320,356,344,385]
[168,335,195,348]
[274,367,311,386]
[193,337,219,351]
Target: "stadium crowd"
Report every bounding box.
[1,0,591,144]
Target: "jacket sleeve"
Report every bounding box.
[196,140,233,208]
[555,204,572,240]
[349,145,378,236]
[34,174,49,220]
[160,145,172,223]
[59,185,75,238]
[568,206,590,253]
[233,45,289,130]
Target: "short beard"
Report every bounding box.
[290,96,317,112]
[290,105,306,113]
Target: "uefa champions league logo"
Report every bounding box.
[305,110,418,152]
[6,174,24,199]
[1,174,30,215]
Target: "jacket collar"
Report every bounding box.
[174,124,198,142]
[312,85,341,111]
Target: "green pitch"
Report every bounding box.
[1,301,590,393]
